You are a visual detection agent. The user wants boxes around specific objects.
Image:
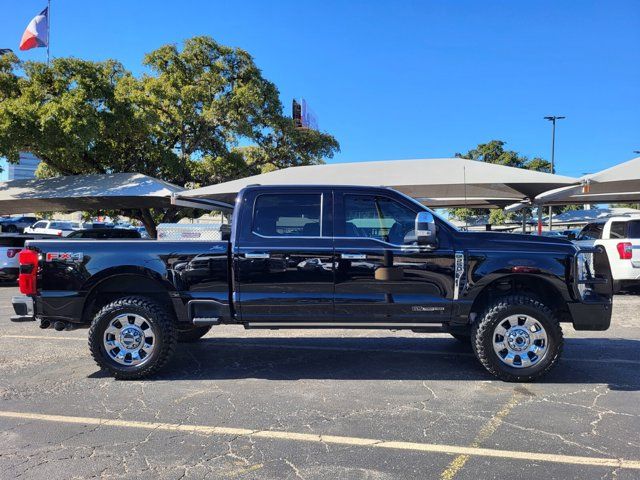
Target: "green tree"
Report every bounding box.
[450,141,548,225]
[611,203,640,210]
[0,37,339,236]
[449,140,574,226]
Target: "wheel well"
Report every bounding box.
[82,274,175,324]
[470,275,569,322]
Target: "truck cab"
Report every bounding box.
[12,185,613,382]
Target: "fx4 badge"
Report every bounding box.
[45,252,84,263]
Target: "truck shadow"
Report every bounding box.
[145,337,640,390]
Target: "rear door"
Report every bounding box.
[233,188,334,325]
[333,190,455,326]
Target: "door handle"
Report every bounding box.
[341,253,366,260]
[243,252,270,259]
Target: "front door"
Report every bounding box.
[333,191,455,326]
[233,188,334,325]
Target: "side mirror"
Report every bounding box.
[415,211,437,247]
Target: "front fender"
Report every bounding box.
[463,250,573,303]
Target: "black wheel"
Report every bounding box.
[4,225,17,233]
[471,295,563,382]
[450,333,471,344]
[88,296,176,379]
[612,280,622,294]
[176,325,212,342]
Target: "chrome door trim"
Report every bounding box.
[243,252,270,259]
[341,253,366,260]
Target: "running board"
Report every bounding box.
[192,317,221,326]
[245,322,446,332]
[188,299,224,326]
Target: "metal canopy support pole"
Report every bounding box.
[537,207,543,235]
[544,115,565,231]
[549,120,555,232]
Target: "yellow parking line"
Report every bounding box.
[440,392,520,479]
[0,410,638,470]
[1,334,639,366]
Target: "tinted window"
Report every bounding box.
[577,223,604,240]
[610,222,627,239]
[32,221,47,229]
[253,194,322,237]
[68,229,141,239]
[340,195,416,244]
[628,221,640,239]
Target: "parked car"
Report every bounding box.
[12,185,612,382]
[135,226,150,239]
[66,228,142,239]
[23,220,78,237]
[81,222,114,229]
[0,216,39,233]
[0,236,28,281]
[539,231,566,238]
[561,228,581,240]
[574,216,640,292]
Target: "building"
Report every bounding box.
[7,152,41,180]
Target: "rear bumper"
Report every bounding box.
[11,295,35,322]
[568,300,612,331]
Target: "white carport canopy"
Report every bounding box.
[175,158,578,208]
[0,173,184,215]
[535,157,640,205]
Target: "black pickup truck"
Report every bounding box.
[12,185,613,381]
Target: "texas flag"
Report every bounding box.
[19,7,49,51]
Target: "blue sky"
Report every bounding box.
[3,0,639,179]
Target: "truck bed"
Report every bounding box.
[25,239,232,325]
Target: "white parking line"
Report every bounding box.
[1,334,639,366]
[0,410,638,470]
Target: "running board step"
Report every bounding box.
[192,317,221,326]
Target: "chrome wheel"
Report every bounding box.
[103,313,156,366]
[492,314,548,368]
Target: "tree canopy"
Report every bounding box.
[450,140,559,225]
[0,36,339,236]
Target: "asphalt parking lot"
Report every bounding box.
[0,286,639,479]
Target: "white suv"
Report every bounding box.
[23,220,79,237]
[575,216,640,292]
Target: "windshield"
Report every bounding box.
[577,223,604,240]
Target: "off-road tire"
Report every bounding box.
[471,295,563,382]
[88,296,176,380]
[176,325,212,343]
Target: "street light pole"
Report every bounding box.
[544,116,565,231]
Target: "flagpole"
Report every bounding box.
[46,0,51,66]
